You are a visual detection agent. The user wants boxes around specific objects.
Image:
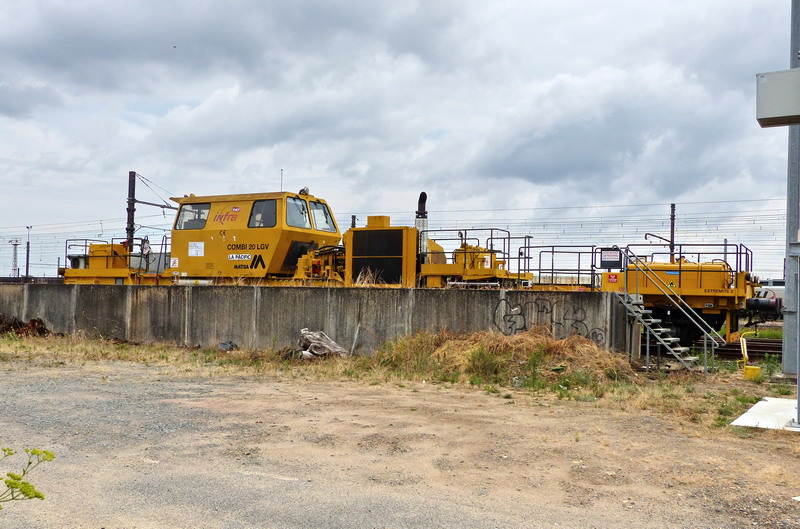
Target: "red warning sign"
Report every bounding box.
[608,273,618,284]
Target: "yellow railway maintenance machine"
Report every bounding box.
[598,245,758,344]
[512,242,758,346]
[61,189,530,288]
[62,189,342,285]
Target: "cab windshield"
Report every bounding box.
[286,197,311,229]
[309,201,337,232]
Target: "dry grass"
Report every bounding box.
[757,463,800,487]
[436,327,634,375]
[0,328,795,433]
[395,327,637,389]
[0,331,375,379]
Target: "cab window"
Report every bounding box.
[309,201,337,232]
[175,203,210,230]
[286,197,311,229]
[248,199,277,228]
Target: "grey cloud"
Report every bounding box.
[469,66,751,201]
[626,3,787,90]
[146,87,389,166]
[0,82,61,117]
[0,0,466,96]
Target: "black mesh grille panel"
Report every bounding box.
[351,230,405,284]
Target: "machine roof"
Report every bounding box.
[170,191,324,204]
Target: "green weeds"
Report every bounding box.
[467,346,505,384]
[760,353,781,378]
[752,327,783,340]
[771,383,793,396]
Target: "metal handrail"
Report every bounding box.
[64,236,173,274]
[517,245,599,288]
[626,242,752,274]
[420,228,529,272]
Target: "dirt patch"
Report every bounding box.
[0,359,798,528]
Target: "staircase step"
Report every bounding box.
[680,356,699,363]
[671,347,690,353]
[643,318,661,324]
[660,337,680,343]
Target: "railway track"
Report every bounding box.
[712,338,782,362]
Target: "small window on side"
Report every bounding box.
[175,203,210,230]
[309,201,337,232]
[248,199,277,228]
[286,197,311,229]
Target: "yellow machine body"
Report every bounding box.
[168,191,340,280]
[599,257,756,341]
[62,270,164,285]
[420,243,532,287]
[87,244,128,269]
[599,258,753,310]
[63,191,341,285]
[337,216,532,288]
[342,216,418,287]
[62,243,166,285]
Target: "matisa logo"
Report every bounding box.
[213,206,240,224]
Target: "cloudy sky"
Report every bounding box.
[0,0,793,277]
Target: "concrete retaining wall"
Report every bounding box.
[0,284,628,353]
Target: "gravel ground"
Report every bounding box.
[0,361,799,528]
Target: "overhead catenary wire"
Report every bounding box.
[0,198,788,278]
[136,180,174,209]
[336,197,786,217]
[135,172,176,199]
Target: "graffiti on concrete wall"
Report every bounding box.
[493,298,606,345]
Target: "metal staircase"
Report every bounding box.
[615,292,698,369]
[614,248,726,371]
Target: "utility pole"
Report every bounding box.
[757,0,800,427]
[790,0,800,426]
[8,239,20,277]
[126,171,136,252]
[669,203,676,263]
[25,226,31,282]
[784,0,800,388]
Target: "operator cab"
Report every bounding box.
[169,189,341,279]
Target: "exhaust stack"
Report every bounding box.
[415,192,428,263]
